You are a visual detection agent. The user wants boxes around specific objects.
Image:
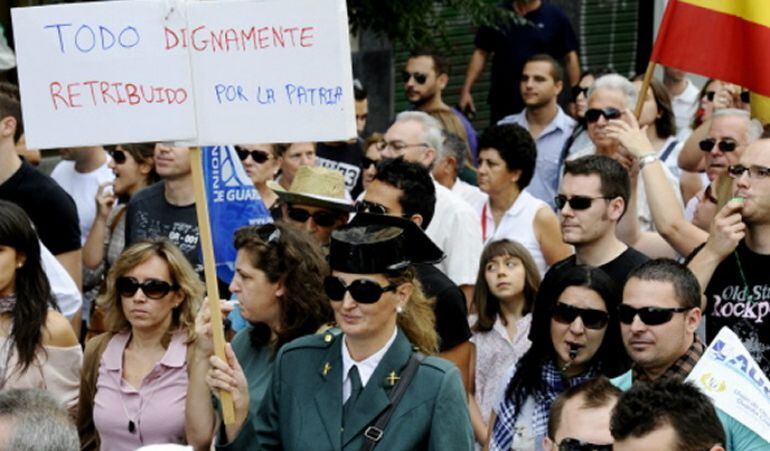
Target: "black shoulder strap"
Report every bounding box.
[659,139,679,162]
[360,352,425,451]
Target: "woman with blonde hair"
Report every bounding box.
[77,239,203,450]
[207,213,473,450]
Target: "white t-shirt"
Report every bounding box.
[451,178,488,212]
[672,79,700,141]
[40,241,81,319]
[426,180,483,287]
[51,158,114,245]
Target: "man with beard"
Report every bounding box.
[499,54,576,208]
[403,49,478,161]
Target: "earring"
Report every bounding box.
[396,306,403,314]
[15,263,22,269]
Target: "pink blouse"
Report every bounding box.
[93,330,188,451]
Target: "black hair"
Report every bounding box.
[0,82,23,143]
[563,155,631,217]
[503,265,629,421]
[524,54,564,84]
[477,124,537,190]
[626,259,701,309]
[373,157,436,230]
[0,200,54,375]
[354,79,367,101]
[408,49,449,75]
[611,379,725,450]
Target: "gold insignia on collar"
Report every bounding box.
[386,371,399,386]
[324,334,333,343]
[322,362,332,376]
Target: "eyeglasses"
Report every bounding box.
[234,146,271,164]
[554,195,612,211]
[552,302,609,330]
[355,200,389,215]
[324,276,398,304]
[704,91,717,102]
[584,107,622,123]
[109,149,127,165]
[257,223,281,245]
[557,438,613,451]
[286,206,338,228]
[727,164,770,180]
[116,276,179,300]
[699,138,738,153]
[741,90,751,103]
[571,86,589,101]
[618,304,691,326]
[375,140,430,153]
[362,156,377,170]
[401,71,428,85]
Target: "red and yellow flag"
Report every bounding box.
[652,0,770,121]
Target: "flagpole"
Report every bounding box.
[635,61,657,119]
[190,146,236,425]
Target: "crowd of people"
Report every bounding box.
[0,0,768,450]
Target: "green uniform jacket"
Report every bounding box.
[231,328,473,450]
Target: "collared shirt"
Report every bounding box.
[633,334,705,382]
[498,106,576,208]
[93,330,188,451]
[672,79,700,141]
[341,328,398,403]
[426,179,484,286]
[451,178,488,212]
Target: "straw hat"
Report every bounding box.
[267,166,354,211]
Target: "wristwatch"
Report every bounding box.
[638,153,658,169]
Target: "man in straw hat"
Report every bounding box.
[269,165,354,248]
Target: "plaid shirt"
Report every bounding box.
[633,335,705,382]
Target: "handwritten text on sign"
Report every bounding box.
[12,0,355,149]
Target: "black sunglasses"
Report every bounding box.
[741,90,751,103]
[618,304,691,326]
[362,156,377,170]
[286,206,338,227]
[705,91,717,102]
[557,438,613,451]
[584,107,622,123]
[324,276,398,304]
[552,302,609,330]
[234,146,271,164]
[699,138,737,153]
[116,276,178,300]
[355,200,389,215]
[570,86,589,101]
[554,195,612,211]
[109,149,127,165]
[257,223,281,245]
[401,71,427,85]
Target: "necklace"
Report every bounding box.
[117,373,162,436]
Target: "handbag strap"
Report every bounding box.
[361,352,425,451]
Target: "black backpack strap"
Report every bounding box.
[361,352,425,451]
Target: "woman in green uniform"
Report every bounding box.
[208,213,474,450]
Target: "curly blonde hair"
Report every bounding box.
[389,268,438,354]
[97,239,204,343]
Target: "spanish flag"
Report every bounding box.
[651,0,770,121]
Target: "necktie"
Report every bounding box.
[343,365,362,424]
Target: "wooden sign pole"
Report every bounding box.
[190,146,236,425]
[635,61,657,119]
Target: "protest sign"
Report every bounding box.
[12,0,355,148]
[202,145,272,283]
[686,327,770,443]
[12,0,196,149]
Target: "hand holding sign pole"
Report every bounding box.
[190,146,236,425]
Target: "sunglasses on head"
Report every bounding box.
[324,276,398,304]
[554,195,612,211]
[699,138,737,153]
[557,438,613,451]
[618,304,691,326]
[257,223,281,245]
[401,71,427,85]
[286,206,338,227]
[584,107,622,124]
[234,146,271,164]
[116,276,178,300]
[570,86,589,101]
[552,302,609,330]
[727,164,770,180]
[109,149,127,165]
[362,156,377,170]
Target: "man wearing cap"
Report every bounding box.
[269,166,353,249]
[613,258,766,450]
[381,111,483,303]
[219,213,473,450]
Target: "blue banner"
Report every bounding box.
[202,145,272,283]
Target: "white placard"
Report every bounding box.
[12,0,356,149]
[186,0,355,145]
[12,0,197,149]
[686,327,770,443]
